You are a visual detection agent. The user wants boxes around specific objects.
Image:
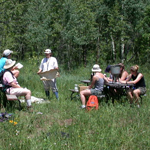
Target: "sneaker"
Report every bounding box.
[137,105,140,108]
[80,105,86,109]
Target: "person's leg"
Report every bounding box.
[50,79,59,100]
[133,89,141,105]
[9,88,32,107]
[127,89,134,104]
[80,89,91,108]
[43,80,50,99]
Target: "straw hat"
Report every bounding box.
[91,64,102,72]
[4,59,16,69]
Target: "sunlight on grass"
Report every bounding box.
[0,61,150,149]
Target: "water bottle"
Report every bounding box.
[74,84,78,92]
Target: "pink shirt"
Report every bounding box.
[3,71,19,86]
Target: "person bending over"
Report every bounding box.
[80,64,108,109]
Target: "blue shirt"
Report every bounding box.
[0,57,7,73]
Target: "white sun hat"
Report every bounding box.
[4,59,16,69]
[91,64,102,72]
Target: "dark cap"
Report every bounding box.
[105,65,111,73]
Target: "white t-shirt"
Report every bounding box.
[39,57,58,72]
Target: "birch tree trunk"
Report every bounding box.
[111,34,116,62]
[121,2,125,63]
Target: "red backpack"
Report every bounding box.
[86,95,99,111]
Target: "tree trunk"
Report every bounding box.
[121,36,125,63]
[111,34,116,62]
[82,45,87,67]
[96,36,100,64]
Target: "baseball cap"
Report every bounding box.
[3,49,13,57]
[44,49,51,54]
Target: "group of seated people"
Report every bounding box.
[0,49,146,111]
[80,63,146,108]
[0,49,32,111]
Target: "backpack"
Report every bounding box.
[86,95,99,111]
[0,70,13,92]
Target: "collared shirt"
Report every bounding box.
[39,57,58,72]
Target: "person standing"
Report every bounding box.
[37,49,59,100]
[0,49,19,78]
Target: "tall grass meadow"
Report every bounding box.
[0,57,150,150]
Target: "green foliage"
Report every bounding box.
[0,0,150,68]
[0,62,150,149]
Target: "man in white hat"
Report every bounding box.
[80,64,108,109]
[37,49,59,100]
[0,49,19,78]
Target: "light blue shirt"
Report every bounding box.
[0,57,7,73]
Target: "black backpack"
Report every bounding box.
[0,70,13,92]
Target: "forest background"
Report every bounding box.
[1,0,150,69]
[1,1,150,149]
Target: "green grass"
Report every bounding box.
[0,60,150,150]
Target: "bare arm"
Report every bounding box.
[88,75,97,89]
[120,71,128,81]
[127,73,143,84]
[37,69,42,74]
[9,82,22,88]
[119,74,132,83]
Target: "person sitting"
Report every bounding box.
[2,59,32,110]
[80,64,108,109]
[119,63,128,81]
[119,65,146,107]
[105,65,113,82]
[0,49,19,78]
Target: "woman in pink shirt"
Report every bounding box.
[3,59,32,110]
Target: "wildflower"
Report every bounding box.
[16,130,20,135]
[9,120,13,123]
[14,122,18,125]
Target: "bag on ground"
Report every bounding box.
[86,95,99,111]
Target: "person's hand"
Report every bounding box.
[118,78,121,83]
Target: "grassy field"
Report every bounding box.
[0,58,150,150]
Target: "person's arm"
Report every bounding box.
[126,73,143,84]
[54,57,58,70]
[119,74,132,83]
[88,75,97,89]
[37,59,43,74]
[37,69,42,74]
[103,76,110,83]
[120,71,128,81]
[9,82,21,88]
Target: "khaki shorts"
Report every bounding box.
[137,87,146,95]
[90,89,102,96]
